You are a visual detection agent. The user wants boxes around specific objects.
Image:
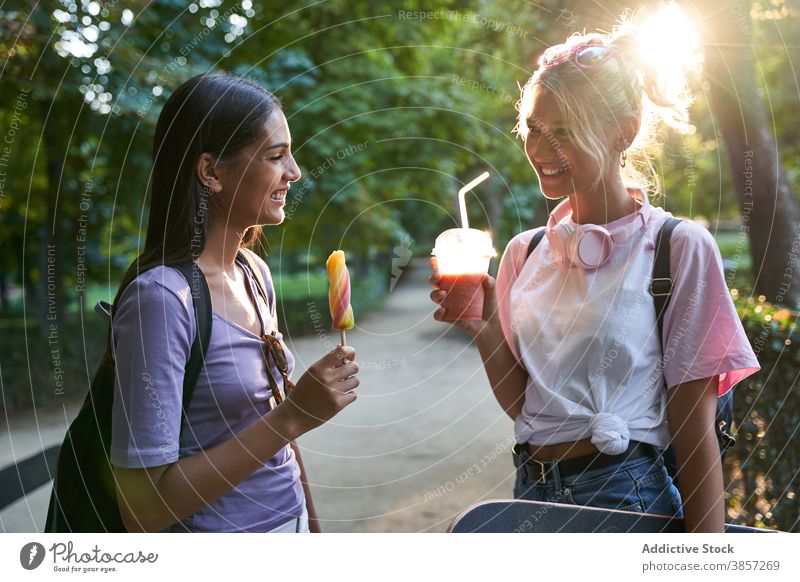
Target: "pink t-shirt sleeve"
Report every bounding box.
[661,221,760,395]
[496,229,543,364]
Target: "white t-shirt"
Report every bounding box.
[495,203,760,454]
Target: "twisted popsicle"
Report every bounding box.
[326,250,354,345]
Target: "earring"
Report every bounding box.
[619,141,629,168]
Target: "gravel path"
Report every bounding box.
[1,258,515,532]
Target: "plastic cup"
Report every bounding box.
[432,228,496,321]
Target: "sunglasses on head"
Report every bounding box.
[261,331,294,405]
[539,43,638,110]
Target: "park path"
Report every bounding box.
[0,258,515,533]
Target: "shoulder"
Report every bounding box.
[502,227,546,265]
[113,265,195,344]
[117,265,193,312]
[507,227,546,251]
[670,218,717,255]
[648,208,718,258]
[497,227,546,293]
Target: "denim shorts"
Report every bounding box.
[513,446,683,517]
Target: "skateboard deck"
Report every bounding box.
[448,499,777,533]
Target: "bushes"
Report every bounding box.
[724,293,799,532]
[0,316,107,414]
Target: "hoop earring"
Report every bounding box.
[620,149,628,168]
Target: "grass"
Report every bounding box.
[715,231,752,270]
[272,271,328,299]
[714,231,753,294]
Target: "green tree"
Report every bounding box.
[698,0,800,307]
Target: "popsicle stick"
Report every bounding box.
[340,330,347,346]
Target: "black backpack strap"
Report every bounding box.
[526,229,547,260]
[172,262,212,445]
[650,218,736,466]
[650,217,682,349]
[94,300,112,321]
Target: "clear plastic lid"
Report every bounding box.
[432,228,496,274]
[432,228,496,257]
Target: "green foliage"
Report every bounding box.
[0,0,797,535]
[2,1,797,310]
[659,126,738,220]
[276,267,388,339]
[725,294,799,532]
[753,2,800,195]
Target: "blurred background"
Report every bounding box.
[0,0,797,532]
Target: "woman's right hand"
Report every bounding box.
[279,345,359,438]
[429,257,499,339]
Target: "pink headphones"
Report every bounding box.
[546,190,652,269]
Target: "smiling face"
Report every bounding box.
[524,85,616,200]
[213,108,301,229]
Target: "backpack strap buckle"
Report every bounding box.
[94,300,112,321]
[649,277,674,297]
[717,421,737,452]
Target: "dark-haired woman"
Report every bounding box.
[110,74,359,533]
[430,20,759,532]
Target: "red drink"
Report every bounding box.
[432,228,496,323]
[439,272,485,321]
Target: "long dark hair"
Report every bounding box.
[112,73,281,310]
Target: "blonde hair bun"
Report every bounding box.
[515,14,699,195]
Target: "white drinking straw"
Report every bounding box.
[457,171,490,229]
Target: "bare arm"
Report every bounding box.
[473,297,529,420]
[114,346,359,532]
[666,375,725,533]
[429,259,528,420]
[114,405,298,532]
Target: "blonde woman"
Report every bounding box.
[430,22,759,532]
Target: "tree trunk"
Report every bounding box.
[39,98,65,336]
[573,0,800,305]
[0,270,8,311]
[698,0,800,306]
[485,182,502,235]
